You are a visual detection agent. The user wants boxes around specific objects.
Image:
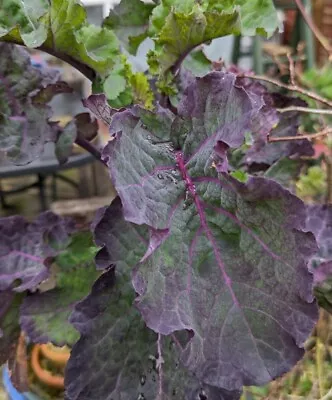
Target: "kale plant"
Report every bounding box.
[0,1,331,399]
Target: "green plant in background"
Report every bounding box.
[302,64,332,100]
[296,165,327,201]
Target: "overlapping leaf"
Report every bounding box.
[306,204,332,266]
[0,0,135,106]
[20,232,99,346]
[0,43,72,164]
[235,79,314,166]
[92,197,148,270]
[102,72,318,391]
[103,0,155,54]
[82,94,116,127]
[54,113,99,164]
[0,212,74,292]
[306,205,332,313]
[65,238,242,400]
[147,0,279,78]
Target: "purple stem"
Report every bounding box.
[75,135,107,166]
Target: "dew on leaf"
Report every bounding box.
[157,173,164,180]
[140,374,146,385]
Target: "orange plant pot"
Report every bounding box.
[30,344,70,390]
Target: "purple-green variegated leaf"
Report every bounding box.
[0,212,74,291]
[20,232,99,346]
[0,43,71,165]
[102,72,318,391]
[82,94,117,127]
[65,268,242,400]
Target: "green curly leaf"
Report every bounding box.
[147,0,279,79]
[0,0,135,106]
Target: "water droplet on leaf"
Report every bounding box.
[140,374,146,385]
[157,173,164,180]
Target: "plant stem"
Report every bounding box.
[278,106,332,115]
[268,127,332,142]
[38,44,96,81]
[75,135,106,166]
[8,39,95,81]
[294,0,332,57]
[241,74,332,109]
[316,340,325,398]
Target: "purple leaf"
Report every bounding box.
[314,261,332,285]
[92,197,148,270]
[65,268,242,400]
[305,204,332,313]
[75,113,99,142]
[235,74,278,142]
[55,113,99,164]
[0,212,74,291]
[20,232,99,347]
[31,81,73,104]
[178,72,262,149]
[102,71,318,391]
[82,94,117,126]
[0,43,71,165]
[306,204,332,265]
[245,94,314,166]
